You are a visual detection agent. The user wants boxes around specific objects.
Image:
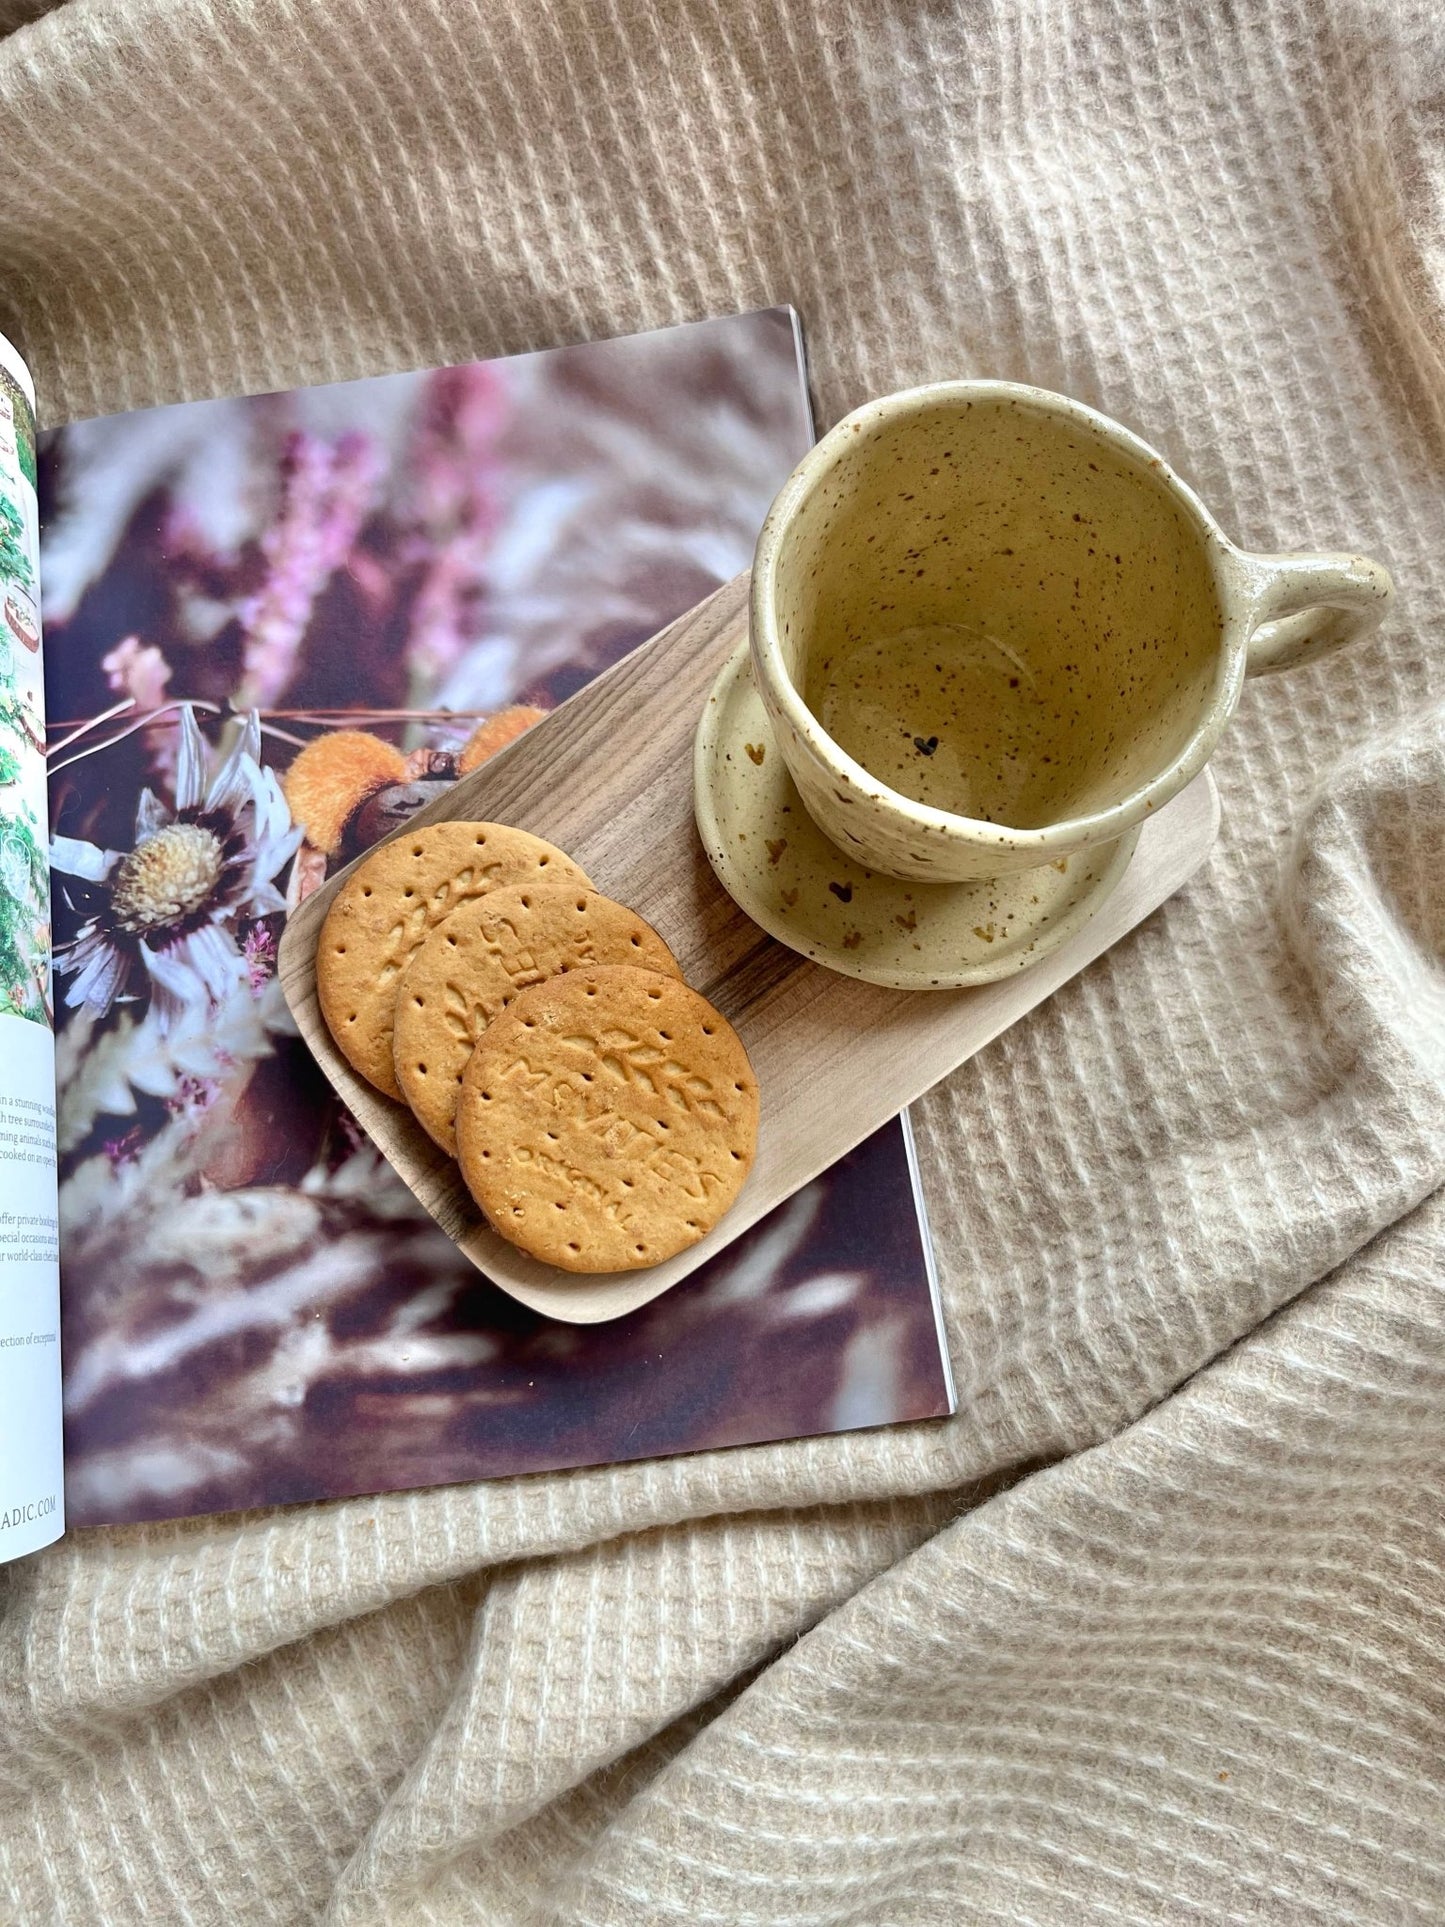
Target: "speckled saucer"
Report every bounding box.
[695,644,1140,990]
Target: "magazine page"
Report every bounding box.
[0,332,63,1565]
[42,309,952,1529]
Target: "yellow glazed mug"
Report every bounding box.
[750,381,1394,883]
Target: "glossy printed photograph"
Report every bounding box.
[40,310,952,1527]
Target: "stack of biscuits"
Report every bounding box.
[315,822,758,1274]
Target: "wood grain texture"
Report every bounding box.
[279,573,1220,1323]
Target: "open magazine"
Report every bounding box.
[1,308,953,1565]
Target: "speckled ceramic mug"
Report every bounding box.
[750,381,1394,882]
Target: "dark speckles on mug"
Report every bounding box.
[700,631,1145,984]
[750,384,1232,894]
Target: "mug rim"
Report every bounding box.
[750,379,1254,859]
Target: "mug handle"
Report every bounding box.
[1240,550,1394,676]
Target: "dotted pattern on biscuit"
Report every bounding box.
[316,821,591,1100]
[455,964,758,1273]
[393,882,681,1154]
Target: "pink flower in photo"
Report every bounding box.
[102,636,173,712]
[235,431,382,706]
[101,1126,143,1168]
[164,1073,223,1117]
[402,364,507,685]
[242,921,277,995]
[101,636,184,784]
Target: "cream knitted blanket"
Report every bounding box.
[3,0,1444,1920]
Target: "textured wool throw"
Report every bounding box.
[2,0,1444,1920]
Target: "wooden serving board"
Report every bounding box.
[279,572,1219,1324]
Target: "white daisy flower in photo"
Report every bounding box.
[52,706,302,1030]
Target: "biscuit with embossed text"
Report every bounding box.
[393,884,681,1154]
[456,965,758,1272]
[317,822,591,1099]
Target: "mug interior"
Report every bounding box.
[770,393,1223,831]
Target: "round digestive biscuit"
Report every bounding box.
[393,884,682,1154]
[456,965,758,1274]
[317,822,591,1099]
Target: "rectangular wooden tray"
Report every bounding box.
[279,573,1219,1323]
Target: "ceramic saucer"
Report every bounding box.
[694,643,1140,990]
